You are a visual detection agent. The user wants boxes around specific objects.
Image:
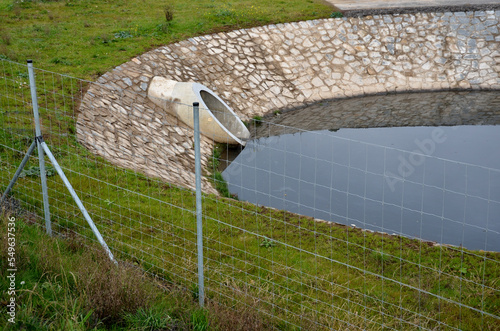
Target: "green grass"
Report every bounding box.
[208,143,233,198]
[0,0,335,79]
[0,0,499,330]
[0,211,270,330]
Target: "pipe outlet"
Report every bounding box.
[148,76,250,145]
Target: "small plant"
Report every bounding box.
[260,238,276,248]
[252,115,262,127]
[19,165,56,178]
[163,3,174,22]
[273,110,281,116]
[114,31,133,39]
[104,199,114,206]
[156,23,170,34]
[330,11,343,18]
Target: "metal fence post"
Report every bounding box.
[40,141,116,264]
[193,102,205,307]
[27,60,51,235]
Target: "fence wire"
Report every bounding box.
[1,58,499,330]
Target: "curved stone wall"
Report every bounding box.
[77,10,500,193]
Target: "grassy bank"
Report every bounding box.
[0,0,335,79]
[0,209,269,330]
[0,0,499,330]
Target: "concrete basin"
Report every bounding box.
[148,77,250,145]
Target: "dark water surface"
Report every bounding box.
[223,125,500,252]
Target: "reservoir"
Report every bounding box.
[222,92,500,252]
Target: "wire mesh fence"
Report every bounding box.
[1,58,499,330]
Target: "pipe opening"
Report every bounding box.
[200,90,247,139]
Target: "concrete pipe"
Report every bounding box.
[148,76,250,145]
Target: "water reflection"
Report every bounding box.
[223,125,500,252]
[252,91,500,139]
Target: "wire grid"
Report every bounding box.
[1,58,499,330]
[202,115,500,330]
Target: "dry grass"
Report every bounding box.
[76,251,156,324]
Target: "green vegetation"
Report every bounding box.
[0,210,266,330]
[0,0,335,79]
[0,0,499,330]
[19,165,56,178]
[208,143,233,199]
[330,11,343,18]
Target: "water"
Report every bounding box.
[222,125,500,252]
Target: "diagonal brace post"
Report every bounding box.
[40,139,116,264]
[0,140,37,206]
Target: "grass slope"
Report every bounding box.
[0,0,334,79]
[0,210,270,330]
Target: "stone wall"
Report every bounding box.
[77,10,500,193]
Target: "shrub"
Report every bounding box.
[164,3,174,22]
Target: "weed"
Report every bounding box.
[330,11,343,18]
[260,238,276,248]
[156,23,170,34]
[114,30,133,39]
[164,3,174,22]
[19,165,57,178]
[252,115,262,126]
[104,198,114,206]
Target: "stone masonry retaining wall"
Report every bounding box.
[77,10,500,193]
